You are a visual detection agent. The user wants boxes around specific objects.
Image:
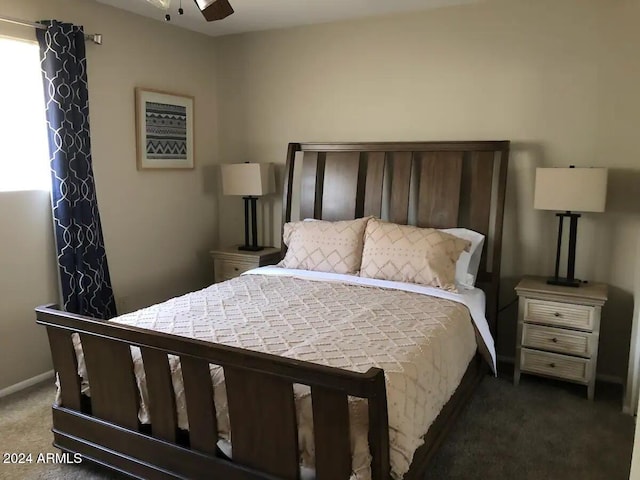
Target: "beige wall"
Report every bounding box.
[1,0,637,391]
[215,0,640,381]
[0,0,219,390]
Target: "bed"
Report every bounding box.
[36,140,509,480]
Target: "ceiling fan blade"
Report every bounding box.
[193,0,234,21]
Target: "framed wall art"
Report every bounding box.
[135,88,194,169]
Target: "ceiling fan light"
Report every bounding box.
[145,0,172,10]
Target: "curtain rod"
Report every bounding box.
[0,15,102,44]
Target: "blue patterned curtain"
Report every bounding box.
[37,21,117,319]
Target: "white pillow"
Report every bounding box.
[441,228,485,289]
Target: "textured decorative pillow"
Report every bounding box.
[279,217,370,274]
[360,219,471,291]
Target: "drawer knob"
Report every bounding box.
[549,363,556,368]
[554,312,561,317]
[551,338,558,343]
[234,267,239,271]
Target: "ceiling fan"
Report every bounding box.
[144,0,234,22]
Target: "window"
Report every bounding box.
[0,36,50,192]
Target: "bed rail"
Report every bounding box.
[36,304,390,480]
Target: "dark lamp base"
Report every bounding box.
[547,277,581,288]
[238,245,264,252]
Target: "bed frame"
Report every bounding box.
[36,140,509,480]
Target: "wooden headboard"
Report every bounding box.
[282,141,510,335]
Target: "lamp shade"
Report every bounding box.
[534,167,608,213]
[221,163,275,196]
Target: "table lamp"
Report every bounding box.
[534,166,608,287]
[221,162,275,251]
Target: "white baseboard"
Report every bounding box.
[0,370,55,399]
[496,355,624,386]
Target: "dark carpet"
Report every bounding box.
[0,369,634,479]
[429,369,634,480]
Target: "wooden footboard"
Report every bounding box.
[36,304,390,480]
[37,304,486,480]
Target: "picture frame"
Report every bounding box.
[135,88,195,170]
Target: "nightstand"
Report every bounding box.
[210,246,282,283]
[513,276,608,400]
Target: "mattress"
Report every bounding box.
[65,268,493,480]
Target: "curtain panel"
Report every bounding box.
[37,20,117,319]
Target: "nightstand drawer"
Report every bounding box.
[520,348,589,383]
[522,323,593,357]
[214,259,255,282]
[523,298,595,331]
[211,246,281,284]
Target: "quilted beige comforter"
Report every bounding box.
[71,273,477,479]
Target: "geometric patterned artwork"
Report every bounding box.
[136,88,194,169]
[36,20,117,320]
[145,102,187,160]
